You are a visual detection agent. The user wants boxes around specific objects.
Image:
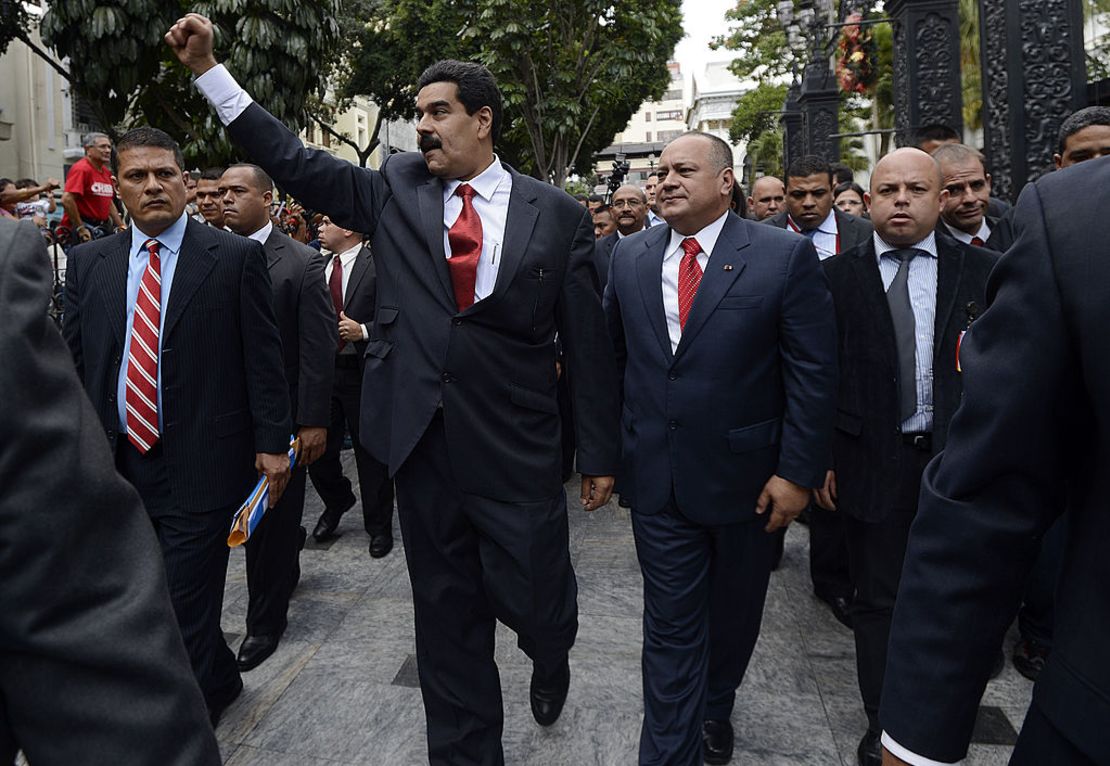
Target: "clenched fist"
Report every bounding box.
[165,13,219,76]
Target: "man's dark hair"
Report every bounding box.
[730,183,748,217]
[593,203,611,215]
[573,193,588,202]
[830,163,853,185]
[199,167,226,182]
[587,194,604,204]
[913,123,960,148]
[15,178,37,189]
[834,181,866,201]
[115,127,185,171]
[417,59,503,142]
[0,178,12,191]
[226,163,274,194]
[1057,106,1110,154]
[786,155,833,185]
[647,171,660,181]
[674,131,734,174]
[931,143,988,173]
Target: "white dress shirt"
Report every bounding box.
[943,218,991,245]
[874,230,938,434]
[442,158,512,304]
[246,220,273,245]
[661,211,729,354]
[788,208,839,260]
[324,243,369,341]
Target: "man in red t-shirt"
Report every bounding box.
[62,132,123,242]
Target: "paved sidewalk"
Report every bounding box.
[216,457,1033,765]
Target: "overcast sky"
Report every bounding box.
[675,0,737,80]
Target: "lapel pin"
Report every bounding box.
[723,264,733,271]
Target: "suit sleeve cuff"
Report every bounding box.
[360,323,369,341]
[194,64,253,126]
[881,732,963,766]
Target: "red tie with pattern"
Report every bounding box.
[970,236,985,246]
[678,237,704,331]
[125,239,162,453]
[448,183,483,311]
[329,254,345,350]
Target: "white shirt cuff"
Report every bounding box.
[194,64,253,126]
[360,323,369,341]
[881,732,963,766]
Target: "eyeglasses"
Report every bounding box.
[610,199,644,209]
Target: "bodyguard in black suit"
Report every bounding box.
[817,149,998,766]
[764,155,873,626]
[605,133,837,765]
[219,163,336,672]
[1,219,221,764]
[593,230,618,294]
[63,128,292,725]
[880,161,1110,766]
[308,216,396,555]
[170,17,619,764]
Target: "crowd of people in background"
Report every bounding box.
[6,11,1110,764]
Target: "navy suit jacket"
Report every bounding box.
[337,244,378,360]
[63,218,292,512]
[881,157,1110,762]
[592,231,618,295]
[604,212,838,525]
[225,104,620,501]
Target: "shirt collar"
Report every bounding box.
[130,212,188,259]
[786,208,837,234]
[943,218,991,244]
[443,156,509,202]
[334,242,362,263]
[665,210,730,262]
[873,230,938,260]
[247,220,274,245]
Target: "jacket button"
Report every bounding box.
[453,318,463,326]
[669,420,678,430]
[668,372,677,381]
[441,372,453,383]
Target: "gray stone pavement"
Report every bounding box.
[215,455,1033,765]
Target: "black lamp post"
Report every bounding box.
[777,0,840,162]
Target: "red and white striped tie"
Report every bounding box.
[677,237,703,331]
[126,239,162,453]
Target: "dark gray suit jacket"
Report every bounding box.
[763,208,874,254]
[592,231,618,295]
[881,155,1110,763]
[225,104,620,502]
[0,220,220,764]
[262,227,335,426]
[335,243,378,360]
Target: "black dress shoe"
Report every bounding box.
[857,730,881,766]
[816,593,853,629]
[312,498,355,542]
[207,675,243,728]
[236,634,279,672]
[1012,638,1048,681]
[702,719,734,765]
[530,659,570,726]
[369,534,394,558]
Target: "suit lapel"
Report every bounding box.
[673,214,750,360]
[480,170,538,312]
[93,232,131,347]
[163,221,217,340]
[417,178,456,307]
[850,241,898,369]
[263,228,284,270]
[344,246,371,308]
[636,228,674,363]
[932,236,965,367]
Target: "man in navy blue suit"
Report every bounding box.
[604,132,837,765]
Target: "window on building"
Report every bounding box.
[645,131,652,142]
[662,89,683,101]
[644,113,652,122]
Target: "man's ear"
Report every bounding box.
[476,106,494,142]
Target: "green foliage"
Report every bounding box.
[745,129,783,177]
[339,0,682,186]
[0,0,36,57]
[729,83,787,144]
[712,0,801,83]
[41,0,339,166]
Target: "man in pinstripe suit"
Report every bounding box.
[63,127,293,726]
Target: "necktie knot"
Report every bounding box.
[888,248,918,264]
[455,183,476,201]
[681,237,701,259]
[144,239,161,260]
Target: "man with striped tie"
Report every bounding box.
[603,132,837,765]
[63,126,292,727]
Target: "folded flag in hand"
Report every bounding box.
[228,437,301,548]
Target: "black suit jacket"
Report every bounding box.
[592,231,618,295]
[881,157,1110,762]
[763,208,874,253]
[225,104,620,502]
[823,233,998,522]
[63,218,292,511]
[336,243,378,360]
[0,221,220,764]
[262,227,335,426]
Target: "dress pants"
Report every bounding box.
[809,503,853,602]
[844,443,931,733]
[394,413,577,766]
[633,501,774,766]
[308,360,394,536]
[244,464,307,637]
[1010,702,1099,766]
[116,443,240,710]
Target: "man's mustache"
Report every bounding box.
[419,135,443,153]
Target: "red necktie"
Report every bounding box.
[970,236,985,246]
[125,239,162,453]
[448,184,482,311]
[678,237,703,331]
[329,254,345,350]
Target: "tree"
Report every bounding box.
[37,0,340,166]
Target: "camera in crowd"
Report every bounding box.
[605,156,631,201]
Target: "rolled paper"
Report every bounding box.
[228,437,301,548]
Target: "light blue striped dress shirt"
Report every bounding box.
[874,231,937,433]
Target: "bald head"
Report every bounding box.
[611,184,648,235]
[866,148,948,246]
[748,175,785,220]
